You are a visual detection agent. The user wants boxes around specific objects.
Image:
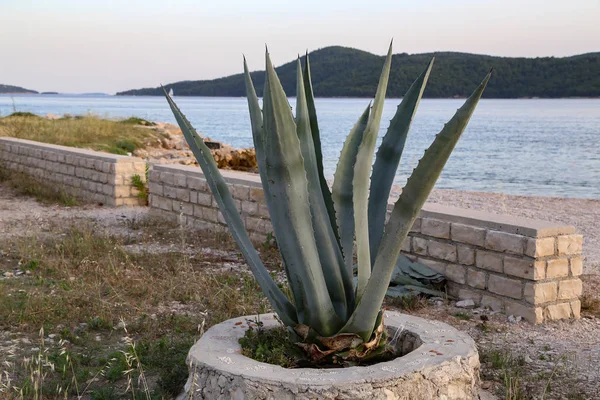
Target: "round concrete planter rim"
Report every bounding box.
[187,311,478,386]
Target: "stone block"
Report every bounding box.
[181,202,194,216]
[488,275,522,299]
[445,264,466,284]
[504,300,543,324]
[197,192,213,207]
[457,246,475,266]
[458,288,481,303]
[546,258,569,278]
[504,256,544,280]
[193,205,204,218]
[413,237,428,256]
[163,185,177,199]
[570,300,581,319]
[202,207,219,223]
[257,203,270,218]
[217,211,226,225]
[148,182,163,196]
[570,257,583,276]
[176,188,190,202]
[174,174,187,188]
[428,241,457,262]
[401,237,411,253]
[421,218,450,239]
[246,216,272,235]
[475,250,503,273]
[241,200,259,216]
[410,218,422,233]
[525,237,556,257]
[416,258,446,275]
[544,303,572,320]
[523,282,557,305]
[558,279,582,300]
[466,269,486,289]
[187,176,207,191]
[160,172,175,185]
[115,186,131,198]
[557,235,583,256]
[231,185,250,201]
[451,223,486,247]
[249,188,264,201]
[156,196,173,211]
[481,295,503,311]
[485,231,524,254]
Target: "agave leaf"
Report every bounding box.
[368,58,434,264]
[341,71,492,340]
[393,254,445,284]
[262,50,343,335]
[332,105,370,274]
[303,53,340,245]
[162,88,298,326]
[295,58,353,319]
[353,42,393,299]
[243,58,305,321]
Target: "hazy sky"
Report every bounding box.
[1,0,599,93]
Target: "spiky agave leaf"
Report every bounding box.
[162,88,298,326]
[353,42,393,299]
[295,58,353,319]
[302,53,340,246]
[368,58,434,264]
[261,50,343,336]
[332,105,370,275]
[342,70,493,341]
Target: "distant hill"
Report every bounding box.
[0,84,38,94]
[117,47,600,98]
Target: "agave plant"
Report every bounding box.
[163,43,491,362]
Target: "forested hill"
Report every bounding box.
[117,46,600,98]
[0,84,38,94]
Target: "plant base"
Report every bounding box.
[179,312,479,400]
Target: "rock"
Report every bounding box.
[3,272,14,278]
[456,299,475,308]
[45,113,61,120]
[133,149,149,158]
[507,315,522,323]
[524,355,533,363]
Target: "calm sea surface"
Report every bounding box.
[1,95,599,199]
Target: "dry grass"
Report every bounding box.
[0,164,79,206]
[0,218,276,397]
[0,114,164,156]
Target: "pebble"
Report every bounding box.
[507,315,522,323]
[456,299,475,308]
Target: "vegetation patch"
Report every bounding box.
[0,219,275,396]
[0,115,162,156]
[120,117,157,126]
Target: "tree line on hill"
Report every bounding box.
[117,46,600,98]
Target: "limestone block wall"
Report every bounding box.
[0,137,146,206]
[148,164,583,324]
[402,204,582,323]
[148,164,271,242]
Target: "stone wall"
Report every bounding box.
[146,164,584,324]
[0,137,146,206]
[404,205,582,323]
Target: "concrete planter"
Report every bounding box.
[180,312,479,400]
